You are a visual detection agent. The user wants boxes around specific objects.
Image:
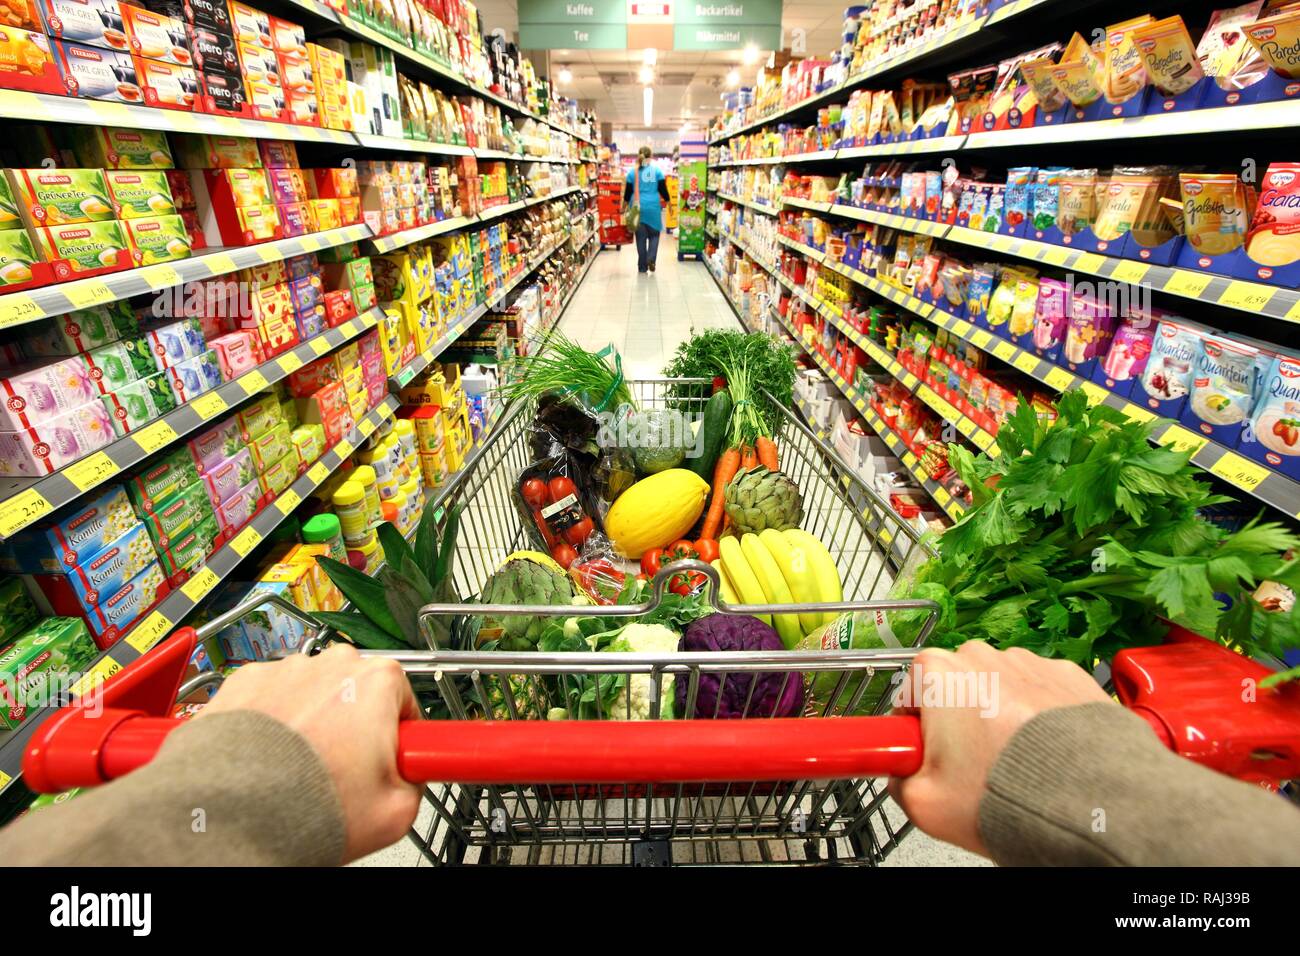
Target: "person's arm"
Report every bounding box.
[657,171,670,204]
[624,171,634,204]
[0,644,420,866]
[889,641,1300,866]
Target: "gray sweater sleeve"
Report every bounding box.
[979,701,1300,866]
[0,711,347,866]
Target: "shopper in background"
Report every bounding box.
[624,146,670,274]
[2,640,1296,865]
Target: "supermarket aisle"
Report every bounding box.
[559,236,740,374]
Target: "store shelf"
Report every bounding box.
[0,394,400,797]
[716,193,780,216]
[0,224,372,330]
[368,187,582,254]
[0,307,385,541]
[353,132,474,156]
[836,135,967,159]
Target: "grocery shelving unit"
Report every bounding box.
[705,0,1300,527]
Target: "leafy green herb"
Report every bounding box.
[888,391,1300,667]
[661,329,796,443]
[500,330,635,412]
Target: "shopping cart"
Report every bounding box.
[23,381,1300,866]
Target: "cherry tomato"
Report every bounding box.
[670,571,707,596]
[550,542,578,569]
[693,537,720,563]
[548,476,578,502]
[531,509,557,548]
[563,516,594,545]
[666,539,698,562]
[520,477,549,508]
[640,548,665,577]
[574,558,620,604]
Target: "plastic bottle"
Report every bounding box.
[331,481,370,546]
[400,475,422,523]
[346,531,381,574]
[359,446,397,501]
[386,433,410,484]
[389,487,409,535]
[394,419,419,475]
[301,513,347,564]
[350,464,383,527]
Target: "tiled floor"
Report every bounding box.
[354,235,986,868]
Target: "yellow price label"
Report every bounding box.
[64,452,119,492]
[180,566,220,603]
[1013,352,1039,375]
[1164,270,1213,298]
[239,369,270,396]
[1040,246,1071,266]
[334,438,354,459]
[1218,281,1275,313]
[277,352,305,375]
[1284,297,1300,323]
[190,391,229,420]
[992,341,1016,361]
[0,487,54,537]
[299,235,323,252]
[132,419,178,455]
[307,461,331,485]
[1209,452,1270,492]
[0,293,42,328]
[987,442,1002,459]
[1073,253,1105,274]
[934,486,952,506]
[970,329,993,349]
[1110,261,1150,284]
[903,451,918,468]
[274,488,303,516]
[1044,367,1075,391]
[1080,381,1109,405]
[228,525,263,558]
[70,656,123,699]
[1122,404,1156,424]
[65,281,116,310]
[973,431,994,451]
[309,336,332,356]
[1160,425,1209,457]
[918,300,936,317]
[340,319,360,338]
[951,319,972,337]
[204,252,238,275]
[140,264,182,291]
[358,416,377,437]
[902,372,919,389]
[957,417,975,437]
[0,769,10,791]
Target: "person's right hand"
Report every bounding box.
[198,643,421,863]
[887,641,1111,857]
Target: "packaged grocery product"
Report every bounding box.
[0,576,40,649]
[1244,353,1300,477]
[0,228,38,287]
[82,560,168,646]
[82,338,156,395]
[0,483,135,573]
[1028,277,1071,359]
[187,21,237,73]
[1199,3,1267,85]
[1181,173,1249,256]
[236,393,280,441]
[1132,15,1205,96]
[1048,33,1106,107]
[100,370,176,435]
[172,133,261,170]
[1057,169,1098,236]
[104,170,176,219]
[134,56,198,109]
[123,213,192,265]
[0,354,96,430]
[121,3,190,65]
[214,477,261,533]
[0,617,97,729]
[290,422,324,463]
[155,511,217,576]
[259,139,299,168]
[1062,299,1117,372]
[33,520,158,612]
[198,69,248,116]
[141,316,204,368]
[201,446,256,505]
[187,416,241,471]
[248,420,291,471]
[0,26,62,95]
[24,301,138,357]
[71,125,173,169]
[256,450,297,497]
[6,167,112,228]
[51,39,142,103]
[1182,335,1260,441]
[164,349,223,402]
[34,219,132,275]
[221,579,308,658]
[138,481,213,549]
[1019,56,1068,113]
[1096,317,1157,396]
[1246,162,1300,267]
[267,167,307,204]
[1244,7,1300,79]
[125,445,198,512]
[1102,16,1155,103]
[38,0,129,49]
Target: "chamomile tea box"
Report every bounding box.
[0,484,136,573]
[33,520,158,614]
[0,617,97,729]
[83,560,168,646]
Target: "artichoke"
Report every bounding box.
[724,466,804,534]
[477,552,576,650]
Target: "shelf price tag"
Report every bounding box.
[64,452,119,493]
[238,369,270,396]
[903,451,918,468]
[0,487,54,537]
[1285,297,1300,323]
[69,656,123,699]
[204,252,238,275]
[190,391,229,420]
[140,264,182,291]
[1218,281,1275,313]
[991,340,1016,361]
[132,419,178,455]
[1044,367,1075,391]
[334,438,354,459]
[65,281,116,310]
[307,461,331,485]
[274,488,303,516]
[1110,261,1150,284]
[1080,381,1109,406]
[228,526,263,558]
[277,352,305,375]
[934,486,952,506]
[969,329,993,349]
[309,336,332,356]
[1163,270,1214,298]
[180,566,220,603]
[358,416,377,438]
[1209,452,1269,492]
[1040,246,1071,266]
[1073,253,1105,274]
[1013,352,1039,375]
[0,293,42,328]
[1159,425,1209,457]
[1122,404,1156,424]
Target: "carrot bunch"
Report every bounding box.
[699,359,781,539]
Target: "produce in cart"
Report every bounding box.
[675,614,805,719]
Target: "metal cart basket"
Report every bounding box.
[382,377,942,866]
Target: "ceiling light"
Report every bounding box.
[725,69,740,87]
[643,48,657,66]
[638,65,653,84]
[643,86,653,126]
[557,67,572,84]
[742,44,759,65]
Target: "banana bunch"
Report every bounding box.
[713,529,843,649]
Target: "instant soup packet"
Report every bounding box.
[1180,173,1249,255]
[1133,15,1206,95]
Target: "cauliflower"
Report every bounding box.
[605,623,680,720]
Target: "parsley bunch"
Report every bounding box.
[661,329,797,442]
[902,391,1300,668]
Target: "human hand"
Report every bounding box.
[887,641,1111,857]
[200,643,421,863]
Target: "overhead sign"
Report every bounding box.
[673,23,782,50]
[518,0,781,50]
[676,1,783,23]
[519,0,629,49]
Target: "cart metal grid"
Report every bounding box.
[383,377,940,866]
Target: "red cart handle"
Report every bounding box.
[22,626,1300,793]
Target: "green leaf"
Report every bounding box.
[314,610,408,650]
[412,501,439,581]
[317,556,404,640]
[376,521,417,573]
[433,504,461,587]
[384,574,428,648]
[397,554,437,604]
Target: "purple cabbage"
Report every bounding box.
[676,615,804,718]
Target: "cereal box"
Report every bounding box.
[0,617,97,728]
[125,445,199,512]
[0,484,135,573]
[82,560,169,647]
[6,168,113,228]
[33,521,158,613]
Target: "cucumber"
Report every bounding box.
[688,389,733,480]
